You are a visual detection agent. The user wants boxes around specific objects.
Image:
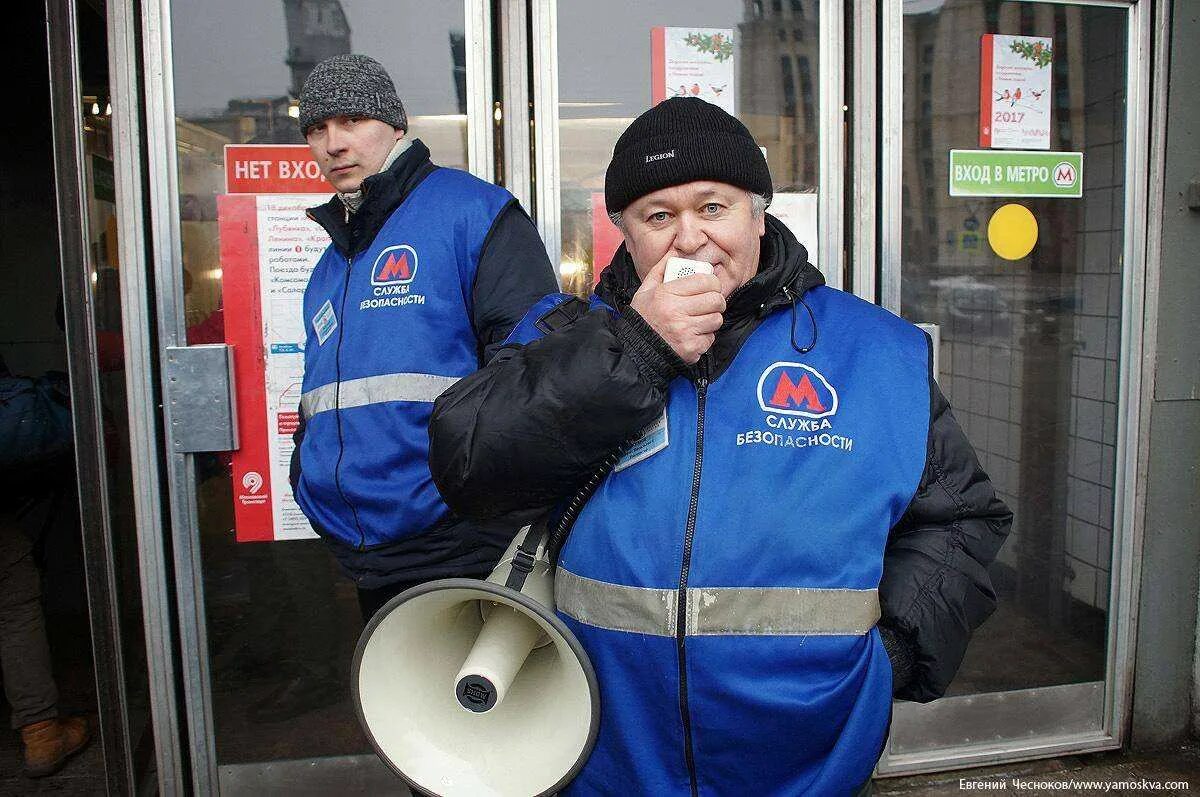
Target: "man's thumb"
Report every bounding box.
[640,255,668,289]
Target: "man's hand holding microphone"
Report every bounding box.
[629,256,724,365]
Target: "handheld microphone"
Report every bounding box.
[664,257,714,283]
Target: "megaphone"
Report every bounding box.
[352,523,600,796]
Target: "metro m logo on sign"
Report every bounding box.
[1053,161,1078,188]
[371,245,418,286]
[757,362,839,418]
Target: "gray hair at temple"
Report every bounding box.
[607,191,769,232]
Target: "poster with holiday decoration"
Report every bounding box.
[651,27,736,114]
[979,34,1053,150]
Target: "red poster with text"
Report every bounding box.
[220,195,272,540]
[220,144,331,541]
[225,144,332,194]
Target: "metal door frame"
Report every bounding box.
[105,0,189,791]
[136,1,497,790]
[874,0,1159,775]
[530,0,847,289]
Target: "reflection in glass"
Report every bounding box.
[170,0,471,764]
[900,1,1126,692]
[556,1,821,295]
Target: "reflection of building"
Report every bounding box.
[450,32,467,114]
[190,96,298,146]
[738,0,819,191]
[283,0,352,98]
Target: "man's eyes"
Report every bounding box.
[644,204,724,223]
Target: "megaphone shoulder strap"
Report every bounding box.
[504,517,550,591]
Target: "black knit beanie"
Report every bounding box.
[299,54,407,135]
[604,97,772,213]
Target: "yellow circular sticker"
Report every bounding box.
[987,204,1039,260]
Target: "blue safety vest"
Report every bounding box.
[295,168,513,550]
[521,285,931,795]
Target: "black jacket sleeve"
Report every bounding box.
[472,202,560,364]
[879,379,1012,702]
[429,306,687,523]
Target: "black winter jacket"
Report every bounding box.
[428,217,1011,700]
[290,140,558,588]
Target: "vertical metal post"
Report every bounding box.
[850,0,877,302]
[107,0,186,789]
[466,0,496,182]
[44,0,133,791]
[879,0,902,313]
[141,0,218,790]
[530,0,561,274]
[499,0,532,211]
[1107,0,1157,746]
[818,0,845,289]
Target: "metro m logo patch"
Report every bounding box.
[756,362,839,418]
[371,245,418,286]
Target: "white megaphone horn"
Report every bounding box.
[352,521,600,797]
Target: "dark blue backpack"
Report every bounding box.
[0,370,74,473]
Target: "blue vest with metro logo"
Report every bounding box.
[295,168,512,550]
[530,286,932,795]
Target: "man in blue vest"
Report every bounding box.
[429,98,1012,795]
[290,54,557,622]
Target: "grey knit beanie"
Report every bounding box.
[298,54,407,135]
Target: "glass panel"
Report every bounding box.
[169,0,470,766]
[2,2,152,787]
[556,0,821,295]
[900,1,1127,693]
[76,0,157,773]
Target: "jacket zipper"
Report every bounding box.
[676,357,708,797]
[331,251,368,551]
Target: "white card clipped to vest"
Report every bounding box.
[614,258,711,473]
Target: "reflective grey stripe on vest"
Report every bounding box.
[300,373,460,417]
[555,567,880,637]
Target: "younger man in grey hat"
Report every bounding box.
[290,54,557,621]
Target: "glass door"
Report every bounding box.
[533,0,1153,779]
[877,0,1151,774]
[140,1,494,791]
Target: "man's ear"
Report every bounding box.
[394,127,406,142]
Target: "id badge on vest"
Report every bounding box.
[613,409,669,472]
[313,299,338,346]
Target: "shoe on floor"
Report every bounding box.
[21,715,91,778]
